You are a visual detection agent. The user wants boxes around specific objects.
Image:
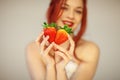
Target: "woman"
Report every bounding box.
[26,0,100,80]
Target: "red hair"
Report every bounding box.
[46,0,66,23]
[46,0,87,45]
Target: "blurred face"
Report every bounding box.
[56,0,83,31]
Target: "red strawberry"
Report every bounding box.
[43,22,57,43]
[55,25,72,44]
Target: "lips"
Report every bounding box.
[62,20,74,27]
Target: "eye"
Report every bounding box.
[61,6,68,10]
[75,10,82,14]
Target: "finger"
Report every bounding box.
[44,42,54,55]
[54,43,72,59]
[43,35,50,46]
[35,31,44,42]
[67,34,75,54]
[55,52,62,63]
[53,43,67,53]
[40,36,49,51]
[55,51,69,62]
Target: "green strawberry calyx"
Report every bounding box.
[43,22,73,34]
[60,25,73,34]
[43,22,57,28]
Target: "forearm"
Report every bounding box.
[56,67,68,80]
[46,65,56,80]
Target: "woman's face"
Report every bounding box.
[56,0,83,31]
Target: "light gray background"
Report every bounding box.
[0,0,120,80]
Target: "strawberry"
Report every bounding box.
[43,22,57,43]
[55,25,73,44]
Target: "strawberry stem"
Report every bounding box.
[43,22,48,28]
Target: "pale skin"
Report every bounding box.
[26,0,100,80]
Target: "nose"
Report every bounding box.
[67,9,74,20]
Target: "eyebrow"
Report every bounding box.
[63,3,83,9]
[77,6,83,9]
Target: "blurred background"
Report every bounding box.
[0,0,120,80]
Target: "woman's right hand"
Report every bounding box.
[35,31,55,67]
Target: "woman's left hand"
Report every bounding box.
[54,34,75,69]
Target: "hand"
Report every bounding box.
[54,50,71,70]
[36,31,55,66]
[54,34,75,69]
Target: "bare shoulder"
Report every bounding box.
[25,41,41,59]
[26,41,38,53]
[75,39,100,62]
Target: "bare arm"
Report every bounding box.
[56,67,68,80]
[26,32,56,80]
[26,42,46,80]
[26,42,56,80]
[54,34,75,80]
[46,65,56,80]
